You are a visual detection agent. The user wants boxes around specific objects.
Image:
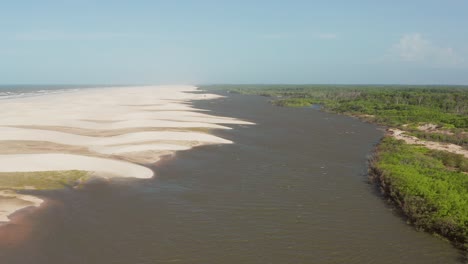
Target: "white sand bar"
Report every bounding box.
[0,119,231,130]
[0,190,44,222]
[0,154,153,178]
[0,85,254,223]
[91,144,191,155]
[0,127,233,147]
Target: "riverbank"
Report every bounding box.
[0,85,253,223]
[369,137,468,251]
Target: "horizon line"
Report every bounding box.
[1,83,468,87]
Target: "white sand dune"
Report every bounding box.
[0,119,231,130]
[0,154,154,178]
[90,143,191,155]
[0,85,254,223]
[0,110,249,124]
[0,127,232,147]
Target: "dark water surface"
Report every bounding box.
[0,93,462,263]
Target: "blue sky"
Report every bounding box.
[1,0,468,84]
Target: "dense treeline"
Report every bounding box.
[370,137,468,250]
[207,85,468,130]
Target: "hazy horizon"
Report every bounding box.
[2,83,468,87]
[2,1,468,85]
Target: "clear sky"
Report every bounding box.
[1,0,468,85]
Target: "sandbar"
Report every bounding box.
[0,85,253,223]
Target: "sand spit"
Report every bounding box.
[1,119,231,130]
[10,126,214,137]
[0,85,253,223]
[0,154,153,178]
[0,190,44,222]
[90,143,191,155]
[0,127,233,148]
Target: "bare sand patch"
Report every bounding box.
[0,154,154,178]
[0,139,203,164]
[91,143,191,155]
[388,128,468,158]
[0,127,233,147]
[112,150,175,164]
[416,123,458,136]
[0,140,92,155]
[10,126,213,137]
[0,190,43,222]
[0,116,233,130]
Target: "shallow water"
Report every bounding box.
[0,85,82,99]
[0,92,463,263]
[0,85,117,100]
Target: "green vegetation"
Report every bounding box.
[0,170,89,190]
[427,150,468,172]
[204,84,468,250]
[370,137,468,249]
[207,85,468,132]
[407,130,468,148]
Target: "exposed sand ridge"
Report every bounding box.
[0,85,254,223]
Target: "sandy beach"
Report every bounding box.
[0,85,253,223]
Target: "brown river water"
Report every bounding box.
[0,92,463,263]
